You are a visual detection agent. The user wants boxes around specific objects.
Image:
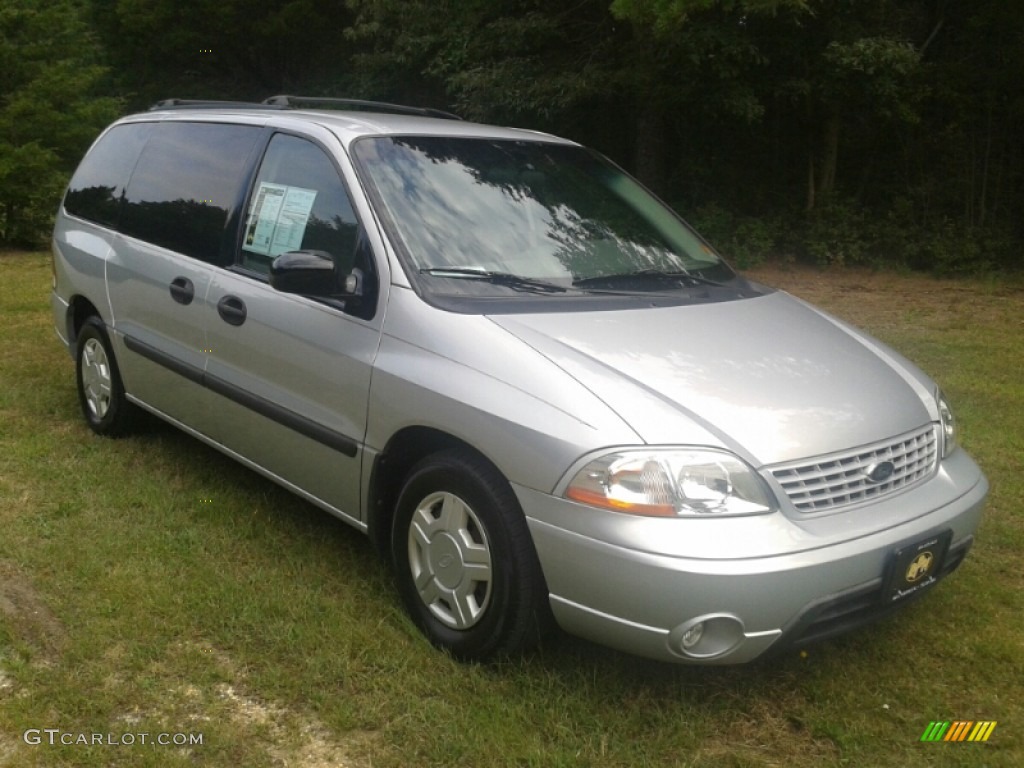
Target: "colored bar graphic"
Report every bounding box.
[945,721,972,741]
[921,722,950,742]
[968,722,998,742]
[921,721,996,742]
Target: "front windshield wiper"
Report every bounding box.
[420,267,567,293]
[573,268,724,289]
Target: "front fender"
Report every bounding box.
[365,287,640,493]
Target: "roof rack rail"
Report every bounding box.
[149,96,463,121]
[262,95,462,120]
[150,98,287,111]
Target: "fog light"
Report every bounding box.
[680,622,704,649]
[669,615,745,660]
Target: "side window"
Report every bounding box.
[120,122,262,265]
[64,123,153,228]
[240,133,359,275]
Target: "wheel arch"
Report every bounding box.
[366,426,510,556]
[66,295,104,350]
[377,426,554,658]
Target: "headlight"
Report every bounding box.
[937,390,957,458]
[564,449,776,517]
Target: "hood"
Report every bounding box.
[489,291,936,466]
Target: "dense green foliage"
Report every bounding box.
[1,0,1021,270]
[0,0,120,245]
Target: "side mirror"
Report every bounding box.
[269,250,335,295]
[269,250,363,299]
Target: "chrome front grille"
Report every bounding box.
[768,424,939,513]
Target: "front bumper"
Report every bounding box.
[518,450,988,664]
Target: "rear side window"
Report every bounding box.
[64,123,153,228]
[120,122,261,264]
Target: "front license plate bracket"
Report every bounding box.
[884,530,953,604]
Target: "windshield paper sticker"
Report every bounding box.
[243,182,318,257]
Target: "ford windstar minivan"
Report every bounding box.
[51,96,988,663]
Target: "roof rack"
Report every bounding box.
[149,96,463,121]
[263,95,463,120]
[149,98,287,111]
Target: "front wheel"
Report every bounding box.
[75,317,139,436]
[392,451,549,660]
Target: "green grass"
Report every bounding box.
[1,251,1021,766]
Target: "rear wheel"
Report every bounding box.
[75,317,139,436]
[392,450,548,660]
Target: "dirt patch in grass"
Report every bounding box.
[0,559,65,663]
[214,682,369,768]
[0,562,65,764]
[149,642,379,766]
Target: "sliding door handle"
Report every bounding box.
[216,295,247,326]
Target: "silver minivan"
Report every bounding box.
[52,97,988,664]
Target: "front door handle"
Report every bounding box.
[169,277,194,305]
[216,295,247,326]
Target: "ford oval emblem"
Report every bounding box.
[865,461,895,484]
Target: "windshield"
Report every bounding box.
[352,136,735,296]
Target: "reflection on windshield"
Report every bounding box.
[353,136,732,293]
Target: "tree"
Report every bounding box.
[344,1,619,119]
[88,0,357,107]
[0,0,120,246]
[2,0,1015,267]
[609,0,808,31]
[345,1,785,194]
[345,0,649,185]
[917,0,1024,232]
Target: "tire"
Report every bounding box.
[75,317,139,436]
[392,450,549,660]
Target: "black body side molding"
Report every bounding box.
[123,335,358,457]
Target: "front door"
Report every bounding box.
[201,130,383,525]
